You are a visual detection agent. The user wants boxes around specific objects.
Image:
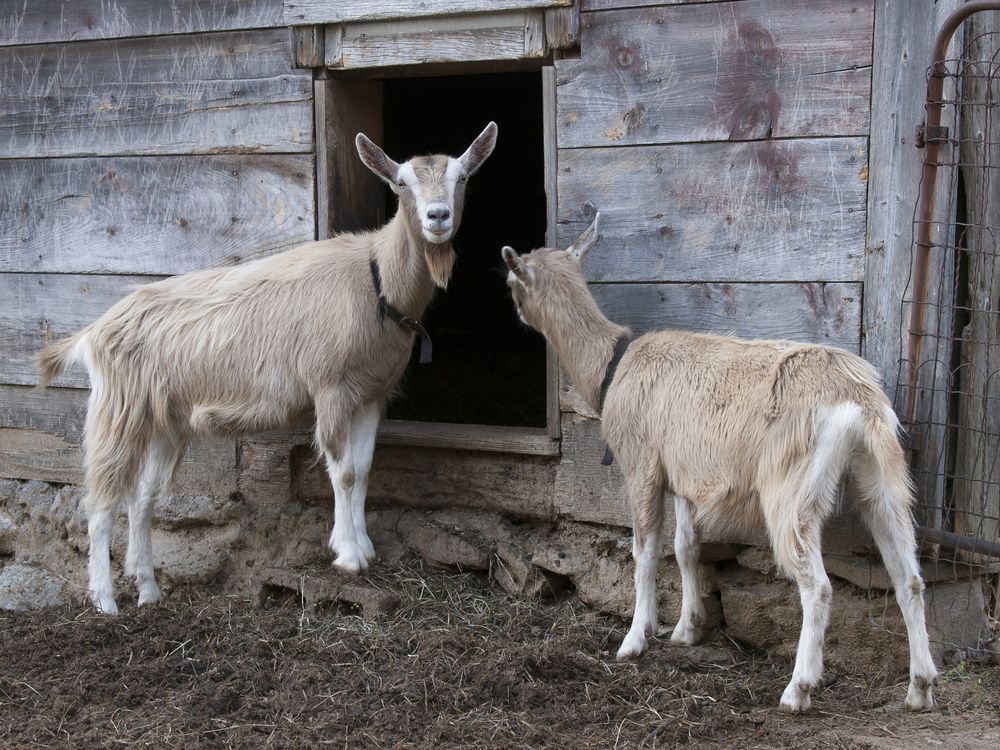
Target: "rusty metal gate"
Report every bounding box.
[901,1,1000,568]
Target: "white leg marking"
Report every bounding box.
[671,495,705,646]
[88,508,118,615]
[348,402,380,563]
[780,544,832,713]
[617,523,662,662]
[127,438,184,607]
[867,506,937,709]
[326,441,367,575]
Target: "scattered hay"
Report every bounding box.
[0,562,997,748]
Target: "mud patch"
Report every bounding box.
[0,563,997,748]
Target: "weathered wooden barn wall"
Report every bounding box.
[550,0,873,533]
[0,1,945,547]
[0,2,316,496]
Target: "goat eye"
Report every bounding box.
[396,179,406,188]
[458,175,467,184]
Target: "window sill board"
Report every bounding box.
[377,420,560,456]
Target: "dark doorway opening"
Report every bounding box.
[381,71,548,428]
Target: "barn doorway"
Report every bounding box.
[318,69,551,439]
[381,72,547,428]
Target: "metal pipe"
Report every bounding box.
[916,524,1000,559]
[906,1,1000,425]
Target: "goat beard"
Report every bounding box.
[425,246,456,289]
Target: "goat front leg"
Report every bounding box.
[316,391,368,575]
[348,402,381,563]
[670,495,706,645]
[617,471,665,662]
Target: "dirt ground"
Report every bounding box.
[1,563,998,749]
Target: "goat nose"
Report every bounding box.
[427,206,451,222]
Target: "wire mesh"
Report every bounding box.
[894,21,1000,648]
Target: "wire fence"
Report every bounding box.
[895,15,1000,648]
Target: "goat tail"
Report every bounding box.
[854,403,918,549]
[34,331,87,389]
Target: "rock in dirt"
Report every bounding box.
[396,511,492,570]
[257,567,400,618]
[492,540,567,598]
[533,525,722,628]
[0,510,16,556]
[0,563,67,611]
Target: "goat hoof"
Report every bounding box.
[779,683,811,713]
[331,542,369,575]
[905,681,935,711]
[357,534,376,563]
[616,632,648,663]
[137,586,161,607]
[92,594,119,616]
[670,621,702,646]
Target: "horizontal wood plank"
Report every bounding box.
[0,155,315,275]
[0,1,283,47]
[333,12,543,69]
[378,421,560,455]
[591,282,862,351]
[293,441,560,521]
[556,138,867,282]
[557,0,872,148]
[0,385,237,496]
[285,0,569,25]
[582,0,730,9]
[0,273,161,388]
[0,29,312,157]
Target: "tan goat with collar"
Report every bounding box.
[502,215,937,713]
[35,123,498,615]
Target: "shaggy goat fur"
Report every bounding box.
[502,215,938,713]
[35,123,498,615]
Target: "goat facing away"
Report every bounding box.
[501,215,938,713]
[35,123,498,615]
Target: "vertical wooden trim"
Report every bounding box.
[864,0,963,400]
[314,78,332,240]
[524,9,546,57]
[864,0,964,526]
[543,64,561,440]
[290,25,326,68]
[543,5,579,50]
[315,79,385,237]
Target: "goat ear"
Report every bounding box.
[356,133,401,185]
[459,122,498,175]
[567,212,600,264]
[502,246,534,286]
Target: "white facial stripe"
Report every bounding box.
[397,162,417,188]
[443,157,463,210]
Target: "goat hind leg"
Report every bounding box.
[856,456,937,710]
[87,503,119,615]
[670,495,706,645]
[617,472,664,662]
[779,535,832,713]
[127,437,185,606]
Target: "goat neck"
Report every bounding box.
[546,298,629,416]
[371,210,455,319]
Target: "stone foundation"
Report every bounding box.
[0,478,994,673]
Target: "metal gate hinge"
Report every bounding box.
[915,123,950,148]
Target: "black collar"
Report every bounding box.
[598,335,633,412]
[598,335,632,465]
[370,258,432,364]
